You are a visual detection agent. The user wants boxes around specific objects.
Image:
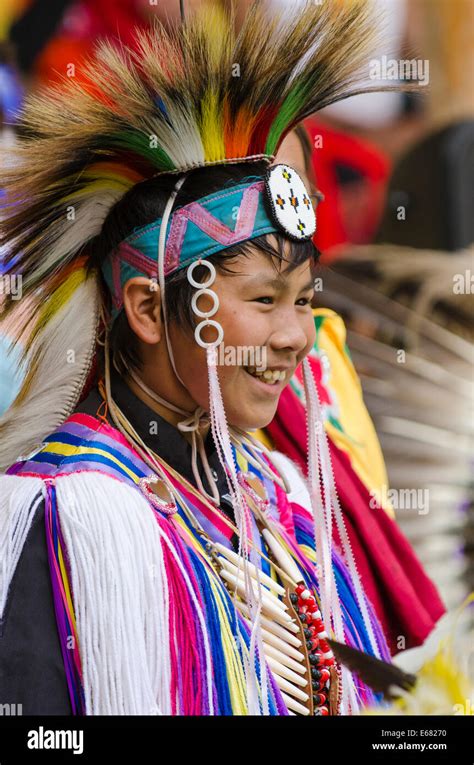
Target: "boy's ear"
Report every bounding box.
[122,277,163,344]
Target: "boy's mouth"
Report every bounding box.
[244,367,288,385]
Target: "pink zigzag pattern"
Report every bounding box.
[110,243,156,310]
[164,181,264,273]
[110,181,265,309]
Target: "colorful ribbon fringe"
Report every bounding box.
[9,412,389,714]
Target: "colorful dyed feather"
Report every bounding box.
[0,0,401,305]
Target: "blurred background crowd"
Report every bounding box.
[0,0,473,643]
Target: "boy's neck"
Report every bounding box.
[124,373,211,446]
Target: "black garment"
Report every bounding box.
[87,367,234,518]
[0,372,235,714]
[0,499,72,715]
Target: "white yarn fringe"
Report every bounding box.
[0,470,218,715]
[0,475,46,621]
[0,276,100,472]
[55,471,176,715]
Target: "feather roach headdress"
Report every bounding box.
[0,0,397,466]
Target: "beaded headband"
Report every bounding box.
[101,164,317,323]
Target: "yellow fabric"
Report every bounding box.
[257,307,394,517]
[316,308,393,517]
[0,0,26,40]
[41,441,138,482]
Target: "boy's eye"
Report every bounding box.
[253,295,313,306]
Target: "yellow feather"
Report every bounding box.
[201,89,225,162]
[365,594,474,715]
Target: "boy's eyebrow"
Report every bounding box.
[243,275,315,292]
[301,278,315,292]
[243,275,285,291]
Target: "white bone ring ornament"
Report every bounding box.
[194,319,224,349]
[191,288,220,318]
[187,258,216,288]
[187,258,223,348]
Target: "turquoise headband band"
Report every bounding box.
[101,165,316,323]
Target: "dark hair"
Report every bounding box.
[88,161,319,375]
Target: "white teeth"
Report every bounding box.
[247,368,287,383]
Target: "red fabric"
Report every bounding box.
[303,118,391,257]
[36,0,147,85]
[267,385,446,655]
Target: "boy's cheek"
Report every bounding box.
[305,320,317,351]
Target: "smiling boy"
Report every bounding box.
[123,237,317,435]
[0,2,401,715]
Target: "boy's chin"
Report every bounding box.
[226,407,277,433]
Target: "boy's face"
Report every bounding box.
[168,237,316,430]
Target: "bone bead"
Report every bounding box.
[214,544,286,595]
[219,569,292,625]
[266,656,308,688]
[262,529,302,584]
[237,603,300,638]
[261,628,305,659]
[263,642,306,675]
[217,557,288,611]
[280,691,310,716]
[271,673,309,703]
